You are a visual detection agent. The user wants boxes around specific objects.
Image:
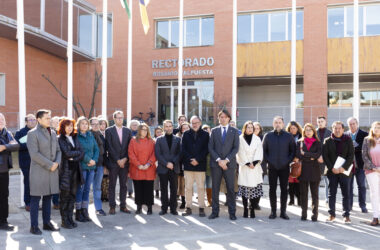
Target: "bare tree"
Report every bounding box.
[41,67,102,118]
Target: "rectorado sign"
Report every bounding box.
[152,57,214,77]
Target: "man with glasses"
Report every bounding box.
[15,114,37,212]
[181,116,209,217]
[89,117,106,216]
[105,111,132,215]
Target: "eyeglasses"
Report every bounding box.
[27,119,36,122]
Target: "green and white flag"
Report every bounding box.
[120,0,131,19]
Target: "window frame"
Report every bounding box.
[0,73,5,106]
[95,12,113,58]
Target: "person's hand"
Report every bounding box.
[339,167,345,174]
[89,160,96,166]
[50,162,59,172]
[167,162,174,170]
[332,168,339,174]
[249,163,255,169]
[218,160,228,170]
[317,156,324,163]
[300,149,305,155]
[138,165,143,170]
[190,159,199,166]
[0,145,6,152]
[294,157,299,163]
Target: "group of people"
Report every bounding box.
[0,109,380,235]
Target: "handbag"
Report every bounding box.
[290,142,303,178]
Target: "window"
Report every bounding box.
[156,16,214,48]
[157,80,214,125]
[237,10,304,44]
[328,4,380,38]
[96,13,113,58]
[79,12,94,54]
[328,91,353,107]
[296,93,304,108]
[0,74,4,106]
[361,90,380,106]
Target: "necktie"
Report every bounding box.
[222,127,227,143]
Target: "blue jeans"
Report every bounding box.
[76,169,95,209]
[328,174,351,217]
[30,195,51,227]
[52,194,59,206]
[20,167,31,206]
[93,166,104,211]
[349,168,367,210]
[323,176,329,202]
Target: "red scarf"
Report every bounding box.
[304,137,316,150]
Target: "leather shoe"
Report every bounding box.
[280,213,290,220]
[208,213,219,219]
[120,207,131,214]
[43,222,60,231]
[170,210,178,215]
[229,214,237,220]
[109,208,116,215]
[0,223,14,231]
[30,226,42,235]
[362,207,368,213]
[159,210,167,215]
[370,218,379,226]
[269,212,277,219]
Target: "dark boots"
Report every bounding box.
[82,208,91,222]
[67,201,77,228]
[249,199,256,218]
[242,197,248,218]
[75,208,86,222]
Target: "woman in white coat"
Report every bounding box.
[237,121,264,219]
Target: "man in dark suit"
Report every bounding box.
[316,116,332,206]
[323,121,354,223]
[14,114,37,212]
[208,110,240,220]
[105,111,132,215]
[346,117,368,213]
[263,116,296,220]
[155,120,181,215]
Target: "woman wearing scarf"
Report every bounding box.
[237,121,263,219]
[286,121,303,206]
[295,123,322,221]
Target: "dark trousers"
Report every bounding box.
[60,170,78,221]
[133,180,154,206]
[268,167,289,214]
[30,195,52,227]
[349,168,367,210]
[288,182,300,204]
[211,166,236,215]
[52,194,59,206]
[0,172,9,224]
[328,174,351,217]
[159,171,178,212]
[300,181,319,219]
[108,166,128,208]
[20,167,31,206]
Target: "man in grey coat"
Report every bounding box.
[155,120,181,215]
[208,110,240,220]
[27,110,61,235]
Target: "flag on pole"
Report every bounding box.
[120,0,131,19]
[139,0,150,34]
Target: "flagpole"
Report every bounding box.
[127,0,133,125]
[102,0,108,118]
[67,0,73,118]
[353,0,359,119]
[178,0,184,118]
[290,0,297,121]
[17,0,26,208]
[232,0,237,122]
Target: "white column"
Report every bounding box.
[178,0,184,117]
[67,0,73,118]
[353,0,360,119]
[127,0,133,125]
[290,0,297,121]
[17,0,26,208]
[232,0,237,121]
[102,0,108,118]
[40,0,45,31]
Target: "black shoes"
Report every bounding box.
[280,213,290,220]
[75,209,86,222]
[182,208,192,216]
[170,210,178,215]
[199,208,206,217]
[147,206,153,215]
[269,212,277,219]
[43,222,60,231]
[30,226,42,235]
[81,208,91,222]
[229,214,237,221]
[208,213,219,219]
[0,222,14,231]
[135,205,142,214]
[180,196,186,209]
[159,210,167,215]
